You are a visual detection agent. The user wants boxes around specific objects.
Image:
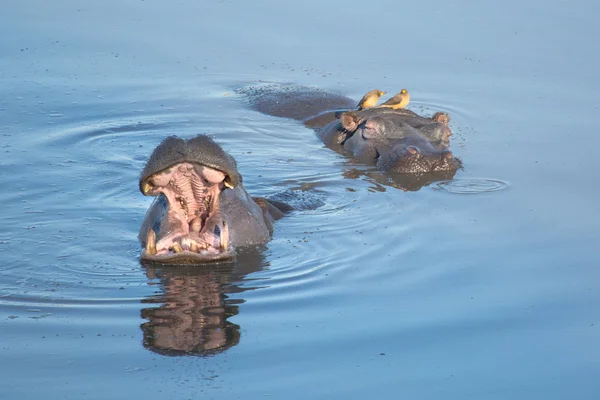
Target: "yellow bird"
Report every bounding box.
[380,89,410,109]
[357,89,386,110]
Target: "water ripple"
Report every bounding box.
[436,178,509,194]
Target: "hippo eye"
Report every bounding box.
[361,120,380,140]
[404,146,420,157]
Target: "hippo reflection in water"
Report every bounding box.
[138,135,287,264]
[238,84,462,190]
[141,263,241,356]
[140,247,266,356]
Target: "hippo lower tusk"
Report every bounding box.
[220,220,229,250]
[146,228,157,255]
[172,243,183,253]
[190,240,198,253]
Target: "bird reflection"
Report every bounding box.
[140,247,267,356]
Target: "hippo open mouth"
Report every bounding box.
[140,161,234,263]
[138,135,282,265]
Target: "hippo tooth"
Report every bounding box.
[172,243,183,253]
[220,220,229,250]
[190,240,199,252]
[223,179,234,189]
[145,228,157,255]
[142,181,153,195]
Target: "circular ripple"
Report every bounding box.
[437,178,509,194]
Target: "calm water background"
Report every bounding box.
[2,0,600,399]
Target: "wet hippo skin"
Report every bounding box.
[238,84,462,179]
[138,135,285,264]
[326,108,462,174]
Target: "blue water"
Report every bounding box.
[1,0,600,399]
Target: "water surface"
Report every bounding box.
[1,0,600,399]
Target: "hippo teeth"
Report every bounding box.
[146,229,157,255]
[144,162,231,257]
[142,181,153,195]
[180,237,206,252]
[180,237,192,250]
[220,220,229,250]
[171,243,183,253]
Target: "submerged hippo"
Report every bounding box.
[238,84,462,180]
[317,108,461,174]
[138,135,286,264]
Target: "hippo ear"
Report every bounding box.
[431,112,450,126]
[340,111,360,132]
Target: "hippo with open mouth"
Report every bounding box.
[138,135,285,264]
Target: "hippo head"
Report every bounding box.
[338,110,460,174]
[138,136,245,264]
